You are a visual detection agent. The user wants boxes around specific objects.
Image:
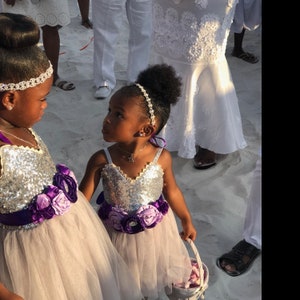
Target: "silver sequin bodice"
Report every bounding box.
[101,148,164,212]
[0,130,56,214]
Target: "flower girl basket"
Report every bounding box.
[167,238,209,300]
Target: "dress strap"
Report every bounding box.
[0,132,12,144]
[104,148,113,164]
[153,147,164,163]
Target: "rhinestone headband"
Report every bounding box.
[135,83,155,125]
[0,62,53,92]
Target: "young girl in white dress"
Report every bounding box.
[79,64,202,299]
[0,12,143,300]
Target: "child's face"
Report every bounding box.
[102,94,148,143]
[8,76,53,128]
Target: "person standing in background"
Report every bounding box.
[92,0,153,99]
[2,0,76,91]
[152,0,247,169]
[216,155,261,276]
[78,0,93,29]
[231,0,261,63]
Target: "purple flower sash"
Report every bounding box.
[0,164,78,227]
[97,192,169,234]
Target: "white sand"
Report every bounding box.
[34,7,262,300]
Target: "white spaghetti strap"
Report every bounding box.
[103,148,113,164]
[153,147,164,163]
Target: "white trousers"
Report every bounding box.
[92,0,153,89]
[243,156,261,249]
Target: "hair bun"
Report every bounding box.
[0,13,40,49]
[137,64,182,106]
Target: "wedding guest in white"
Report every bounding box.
[217,155,261,276]
[152,0,247,169]
[92,0,152,99]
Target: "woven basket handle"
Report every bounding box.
[186,238,205,289]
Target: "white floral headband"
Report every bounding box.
[135,83,155,126]
[0,62,53,92]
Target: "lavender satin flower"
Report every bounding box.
[136,205,163,228]
[51,190,71,215]
[29,194,55,223]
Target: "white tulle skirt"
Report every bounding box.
[0,192,143,300]
[106,209,192,299]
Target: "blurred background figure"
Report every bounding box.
[151,0,247,169]
[230,0,261,63]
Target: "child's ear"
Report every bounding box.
[141,124,155,137]
[1,91,16,110]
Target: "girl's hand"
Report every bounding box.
[180,221,197,241]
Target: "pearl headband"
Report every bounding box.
[0,62,53,92]
[135,83,155,126]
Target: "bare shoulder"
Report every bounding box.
[157,147,173,169]
[86,149,108,169]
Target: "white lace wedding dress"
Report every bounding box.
[152,0,247,158]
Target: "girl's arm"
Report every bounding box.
[79,150,106,201]
[0,283,24,300]
[160,150,197,241]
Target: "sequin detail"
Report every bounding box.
[0,130,56,215]
[100,147,164,213]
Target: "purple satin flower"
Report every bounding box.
[52,190,71,215]
[98,200,112,219]
[108,207,128,231]
[136,205,163,228]
[151,196,169,215]
[121,215,144,234]
[29,194,55,223]
[36,193,52,210]
[54,171,77,203]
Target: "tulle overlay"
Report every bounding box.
[106,209,192,299]
[0,192,143,300]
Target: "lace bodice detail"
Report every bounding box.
[101,148,164,212]
[0,131,56,214]
[152,0,238,63]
